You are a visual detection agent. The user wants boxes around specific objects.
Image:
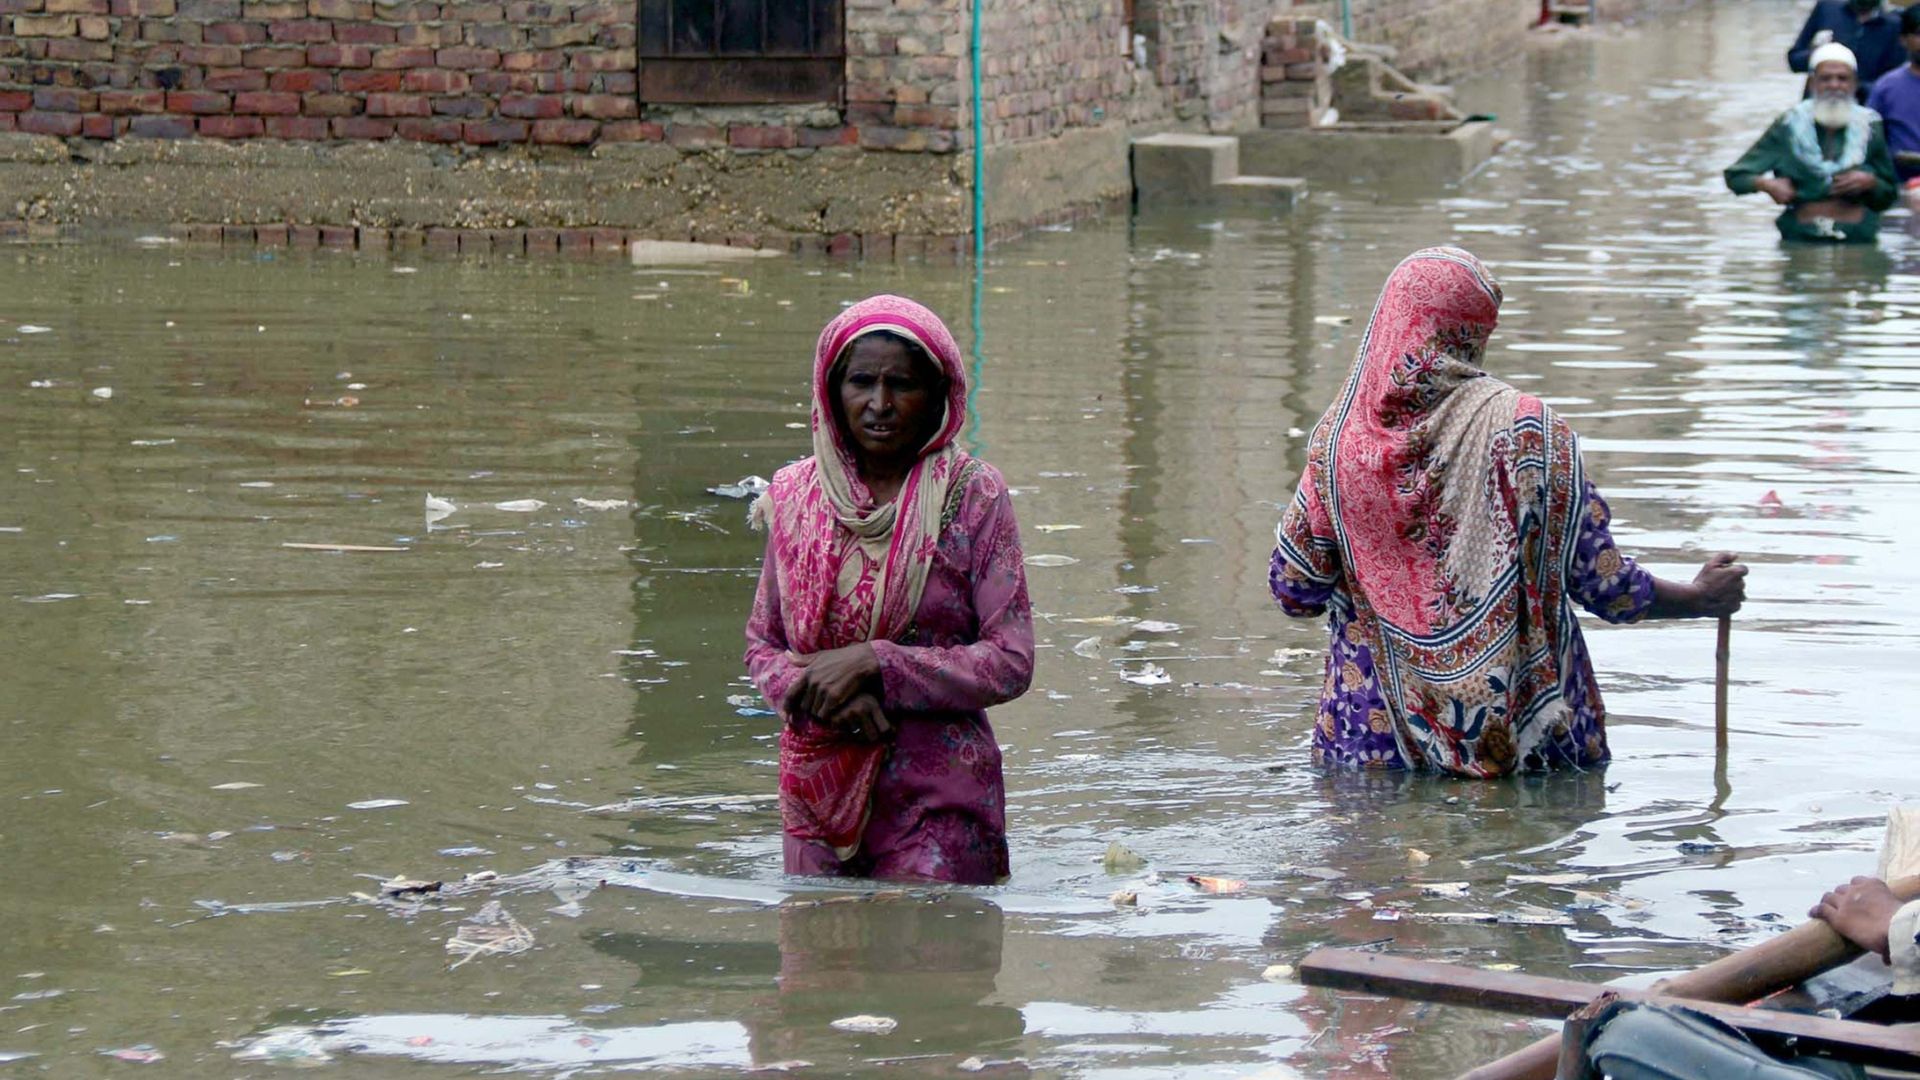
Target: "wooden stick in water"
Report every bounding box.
[1715,615,1731,752]
[1455,873,1920,1080]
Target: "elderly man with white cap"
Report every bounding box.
[1726,41,1900,243]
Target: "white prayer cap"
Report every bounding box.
[1810,41,1859,73]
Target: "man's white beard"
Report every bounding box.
[1814,92,1856,129]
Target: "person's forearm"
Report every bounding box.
[1648,576,1706,619]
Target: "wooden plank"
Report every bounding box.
[1300,948,1920,1069]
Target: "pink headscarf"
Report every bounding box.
[763,295,970,854]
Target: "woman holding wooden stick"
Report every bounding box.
[1270,247,1748,778]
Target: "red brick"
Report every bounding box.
[597,119,661,142]
[47,39,113,62]
[244,0,303,15]
[503,0,564,21]
[235,90,298,113]
[371,45,434,67]
[497,92,558,118]
[600,71,635,95]
[13,14,79,34]
[181,43,245,65]
[265,113,327,137]
[461,117,524,143]
[98,88,164,112]
[567,92,631,120]
[798,124,857,148]
[338,70,399,91]
[666,122,719,148]
[329,114,392,137]
[244,46,307,67]
[199,114,263,136]
[364,92,427,116]
[0,91,32,112]
[530,116,592,143]
[395,115,459,141]
[33,87,95,111]
[333,22,395,44]
[268,68,330,91]
[305,42,370,66]
[204,67,267,90]
[46,0,106,12]
[500,49,560,71]
[558,227,595,252]
[466,22,519,49]
[319,225,355,246]
[401,67,465,93]
[167,90,231,113]
[430,96,487,117]
[81,112,119,137]
[435,45,498,68]
[113,0,176,12]
[570,0,620,23]
[203,23,265,45]
[728,123,794,149]
[567,46,629,71]
[470,71,532,94]
[301,92,357,115]
[77,17,111,40]
[128,113,195,136]
[394,23,459,47]
[375,0,437,20]
[895,104,958,128]
[826,233,857,257]
[305,0,369,15]
[255,223,289,245]
[268,19,331,43]
[533,70,592,93]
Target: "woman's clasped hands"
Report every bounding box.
[783,643,893,741]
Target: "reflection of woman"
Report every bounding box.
[1271,248,1747,779]
[744,295,1033,884]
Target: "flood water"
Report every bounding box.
[5,3,1920,1076]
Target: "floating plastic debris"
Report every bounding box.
[446,901,534,968]
[1120,664,1170,686]
[1034,524,1083,533]
[493,499,546,513]
[1187,875,1247,894]
[707,476,769,500]
[1024,554,1079,568]
[90,387,113,399]
[17,325,51,335]
[1109,889,1138,907]
[438,846,493,858]
[1071,637,1103,659]
[211,782,262,791]
[1406,848,1432,866]
[828,1015,897,1035]
[346,798,409,811]
[100,1046,164,1064]
[1261,964,1295,982]
[282,543,409,553]
[229,1027,333,1066]
[1103,841,1146,873]
[572,498,630,511]
[1133,620,1182,633]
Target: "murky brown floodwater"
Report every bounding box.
[6,3,1920,1076]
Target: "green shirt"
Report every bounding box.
[1724,112,1899,210]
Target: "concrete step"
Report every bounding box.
[1217,175,1309,207]
[1131,133,1239,204]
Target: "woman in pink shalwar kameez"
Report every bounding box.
[744,295,1033,885]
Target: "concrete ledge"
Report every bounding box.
[1131,133,1240,205]
[1238,120,1499,187]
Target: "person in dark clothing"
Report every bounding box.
[1866,5,1920,182]
[1789,0,1906,100]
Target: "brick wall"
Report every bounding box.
[0,0,644,145]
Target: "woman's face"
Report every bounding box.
[835,335,943,471]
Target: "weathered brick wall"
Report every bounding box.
[844,0,966,152]
[976,0,1130,145]
[1274,0,1534,82]
[0,0,643,144]
[1130,0,1263,133]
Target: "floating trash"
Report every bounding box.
[828,1015,897,1035]
[346,798,409,811]
[1133,620,1182,633]
[493,499,546,513]
[1024,554,1080,568]
[1187,875,1247,894]
[211,782,262,791]
[230,1027,334,1066]
[90,387,113,400]
[446,901,534,968]
[17,325,51,335]
[572,498,630,511]
[100,1046,164,1064]
[1103,841,1147,873]
[1119,664,1170,686]
[438,846,494,858]
[1071,637,1103,659]
[707,476,769,500]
